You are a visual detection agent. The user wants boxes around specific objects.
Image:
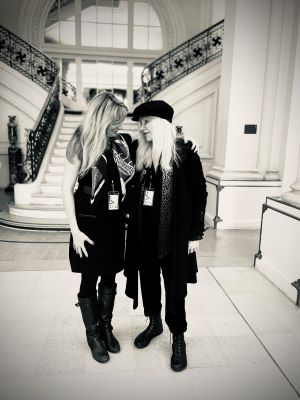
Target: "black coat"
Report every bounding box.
[69,149,126,276]
[124,140,207,310]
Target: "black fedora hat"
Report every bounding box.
[132,100,174,123]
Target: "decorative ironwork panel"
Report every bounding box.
[140,20,224,101]
[0,25,58,91]
[23,81,61,182]
[61,77,77,102]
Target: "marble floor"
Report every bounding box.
[0,222,300,400]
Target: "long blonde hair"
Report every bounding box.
[66,91,128,177]
[136,117,179,172]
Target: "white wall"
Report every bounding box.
[0,63,47,187]
[282,5,300,193]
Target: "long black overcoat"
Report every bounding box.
[124,140,207,311]
[69,139,132,276]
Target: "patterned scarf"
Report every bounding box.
[90,134,135,204]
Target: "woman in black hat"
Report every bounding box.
[124,100,207,371]
[62,92,135,364]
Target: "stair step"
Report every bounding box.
[32,193,64,206]
[58,134,72,141]
[64,115,83,122]
[56,140,69,148]
[53,147,66,156]
[41,183,62,194]
[9,203,67,219]
[45,173,63,183]
[62,121,80,128]
[61,127,76,134]
[51,156,65,165]
[0,209,69,230]
[48,164,64,173]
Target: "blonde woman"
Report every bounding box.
[62,92,135,364]
[124,100,207,372]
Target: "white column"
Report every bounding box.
[282,146,300,205]
[257,0,298,181]
[208,0,271,181]
[282,5,300,205]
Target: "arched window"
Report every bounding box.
[44,0,163,50]
[43,0,164,108]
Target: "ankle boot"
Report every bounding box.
[76,295,109,363]
[134,312,163,349]
[171,333,187,372]
[97,285,120,353]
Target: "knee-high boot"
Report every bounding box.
[97,285,121,353]
[76,295,109,363]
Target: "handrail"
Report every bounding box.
[23,75,60,182]
[0,24,59,91]
[0,24,62,182]
[61,77,77,102]
[139,19,224,101]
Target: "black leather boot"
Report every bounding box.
[97,285,120,353]
[134,312,163,349]
[76,295,109,363]
[171,333,187,372]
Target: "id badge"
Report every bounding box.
[108,191,119,210]
[143,189,155,207]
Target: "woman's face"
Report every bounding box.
[107,118,124,138]
[139,117,153,142]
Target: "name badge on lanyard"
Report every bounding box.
[143,174,155,207]
[108,180,119,210]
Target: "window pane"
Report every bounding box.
[62,58,76,85]
[113,24,128,48]
[149,5,160,26]
[113,0,128,24]
[82,60,98,104]
[60,0,75,21]
[97,5,113,23]
[44,22,59,44]
[112,62,127,88]
[133,64,145,88]
[134,2,149,26]
[60,21,75,45]
[97,61,113,90]
[97,23,113,47]
[133,26,148,49]
[81,5,97,22]
[149,26,162,50]
[47,0,59,22]
[81,22,97,46]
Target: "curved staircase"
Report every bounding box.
[0,20,224,230]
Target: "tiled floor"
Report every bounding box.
[0,219,300,399]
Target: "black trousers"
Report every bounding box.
[139,256,187,334]
[79,273,116,298]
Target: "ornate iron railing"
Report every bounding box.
[0,24,62,182]
[23,76,60,182]
[0,24,58,90]
[61,77,77,102]
[139,19,224,101]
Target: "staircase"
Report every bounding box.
[3,111,139,230]
[0,21,223,230]
[9,111,82,219]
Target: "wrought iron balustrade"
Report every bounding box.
[61,77,77,102]
[0,24,58,91]
[139,19,224,101]
[23,76,60,182]
[0,24,62,182]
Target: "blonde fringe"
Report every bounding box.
[136,117,180,172]
[66,92,127,177]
